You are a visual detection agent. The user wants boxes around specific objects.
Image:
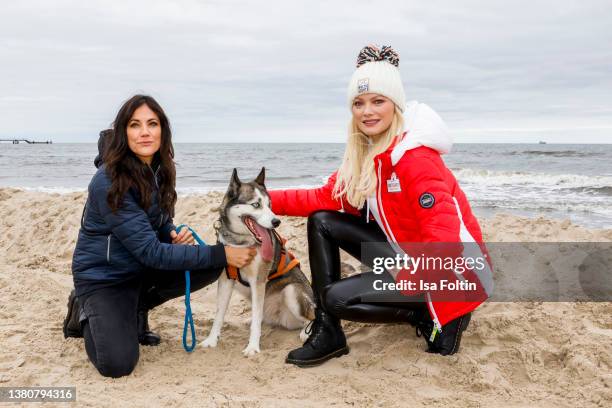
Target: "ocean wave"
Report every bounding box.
[176,184,323,196]
[311,155,342,162]
[176,187,224,195]
[177,174,320,183]
[562,186,612,196]
[471,198,611,212]
[0,185,86,194]
[266,175,318,181]
[454,168,612,190]
[507,150,604,158]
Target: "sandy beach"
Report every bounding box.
[0,187,610,407]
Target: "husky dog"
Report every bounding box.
[201,168,315,356]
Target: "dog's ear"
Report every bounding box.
[227,168,241,198]
[254,167,265,185]
[230,168,241,185]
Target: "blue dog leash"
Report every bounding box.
[175,224,206,353]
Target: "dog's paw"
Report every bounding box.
[242,344,260,357]
[201,336,218,348]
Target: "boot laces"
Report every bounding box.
[304,319,315,336]
[415,320,433,341]
[303,317,326,347]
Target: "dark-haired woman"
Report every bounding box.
[63,95,256,378]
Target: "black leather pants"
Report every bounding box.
[308,210,427,323]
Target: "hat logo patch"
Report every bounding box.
[419,192,435,209]
[357,78,369,93]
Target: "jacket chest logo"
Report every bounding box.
[386,172,401,193]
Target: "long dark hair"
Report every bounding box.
[105,94,177,216]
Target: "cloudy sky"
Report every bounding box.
[1,0,611,143]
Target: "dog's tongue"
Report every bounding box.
[253,223,273,262]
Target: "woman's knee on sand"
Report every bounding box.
[96,347,139,378]
[83,322,139,378]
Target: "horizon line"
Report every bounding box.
[3,141,611,145]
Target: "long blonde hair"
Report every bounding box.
[333,106,405,209]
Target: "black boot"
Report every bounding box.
[63,290,83,338]
[416,312,471,356]
[285,308,349,367]
[137,309,161,346]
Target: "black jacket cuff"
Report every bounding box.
[209,243,227,268]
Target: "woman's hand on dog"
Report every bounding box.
[169,228,255,267]
[170,229,195,245]
[225,246,257,268]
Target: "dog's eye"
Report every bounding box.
[251,202,261,208]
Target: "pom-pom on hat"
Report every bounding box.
[347,45,406,112]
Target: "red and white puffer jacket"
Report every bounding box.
[269,101,493,332]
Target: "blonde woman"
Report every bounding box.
[269,45,491,367]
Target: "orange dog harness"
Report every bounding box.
[226,230,300,287]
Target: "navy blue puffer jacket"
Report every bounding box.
[72,163,226,296]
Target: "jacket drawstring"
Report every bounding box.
[365,136,374,224]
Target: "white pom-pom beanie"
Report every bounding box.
[347,45,406,112]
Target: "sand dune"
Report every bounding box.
[0,188,610,407]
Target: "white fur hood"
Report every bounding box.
[390,101,453,166]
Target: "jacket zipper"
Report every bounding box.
[153,165,160,188]
[106,234,111,263]
[376,159,395,242]
[151,164,164,228]
[375,158,443,334]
